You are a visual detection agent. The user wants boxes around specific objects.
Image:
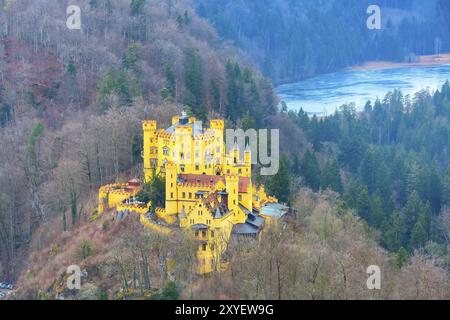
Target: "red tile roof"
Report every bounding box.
[179,174,249,193]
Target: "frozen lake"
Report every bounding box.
[276,64,450,115]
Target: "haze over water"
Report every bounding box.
[276,64,450,115]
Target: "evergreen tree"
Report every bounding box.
[344,180,370,221]
[394,247,409,269]
[369,194,384,228]
[409,215,427,249]
[239,112,256,131]
[210,79,221,112]
[123,43,142,70]
[130,0,147,15]
[225,61,241,122]
[321,160,342,193]
[300,150,321,191]
[382,211,405,251]
[404,191,424,235]
[268,156,291,204]
[67,58,77,77]
[164,64,176,100]
[184,48,204,118]
[116,70,132,105]
[443,163,450,206]
[136,171,166,208]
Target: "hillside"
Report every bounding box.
[0,0,278,282]
[12,189,450,299]
[1,0,450,301]
[196,0,450,83]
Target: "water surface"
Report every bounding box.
[276,65,450,115]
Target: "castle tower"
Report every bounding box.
[143,120,157,182]
[243,147,252,178]
[165,161,178,215]
[225,175,240,220]
[232,143,240,164]
[210,119,225,168]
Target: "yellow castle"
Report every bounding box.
[99,112,289,274]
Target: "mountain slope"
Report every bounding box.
[0,0,278,282]
[196,0,450,83]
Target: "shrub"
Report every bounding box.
[77,240,93,260]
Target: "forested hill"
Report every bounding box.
[195,0,450,83]
[0,0,276,280]
[272,82,450,264]
[1,0,450,299]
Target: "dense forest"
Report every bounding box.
[196,0,450,83]
[1,0,450,300]
[265,82,450,268]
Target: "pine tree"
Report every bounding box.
[360,149,377,193]
[239,112,255,131]
[321,160,342,193]
[210,79,221,112]
[116,70,132,105]
[394,247,409,269]
[443,163,450,206]
[67,58,77,77]
[404,191,424,235]
[71,190,78,226]
[300,150,321,191]
[130,0,147,15]
[165,64,176,100]
[268,157,291,204]
[409,217,427,249]
[184,48,204,117]
[382,211,405,251]
[123,43,142,70]
[369,194,384,228]
[225,61,240,122]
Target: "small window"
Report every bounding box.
[202,230,207,237]
[211,231,215,238]
[202,243,207,251]
[182,192,186,199]
[195,230,199,237]
[189,193,192,199]
[171,192,174,199]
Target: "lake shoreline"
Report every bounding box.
[347,54,450,72]
[277,61,450,115]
